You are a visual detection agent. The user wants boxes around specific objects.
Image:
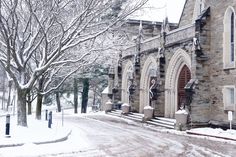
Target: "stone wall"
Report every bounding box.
[114,0,236,128]
[179,0,196,27]
[206,1,236,125]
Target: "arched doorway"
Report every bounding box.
[121,61,133,104]
[165,48,192,118]
[177,65,191,110]
[140,56,158,113]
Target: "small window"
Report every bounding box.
[230,88,235,104]
[223,86,235,111]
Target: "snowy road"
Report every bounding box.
[0,113,236,157]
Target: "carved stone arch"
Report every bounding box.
[165,48,192,118]
[121,60,133,104]
[139,56,158,113]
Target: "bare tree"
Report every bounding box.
[0,0,148,126]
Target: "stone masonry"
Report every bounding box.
[108,0,236,128]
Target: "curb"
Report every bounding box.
[186,131,236,141]
[0,143,24,148]
[0,130,72,148]
[34,130,72,145]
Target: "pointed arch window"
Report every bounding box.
[231,13,235,62]
[223,6,235,69]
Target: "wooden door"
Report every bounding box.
[177,65,191,109]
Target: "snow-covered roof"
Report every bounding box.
[102,87,109,94]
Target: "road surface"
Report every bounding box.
[0,113,236,157]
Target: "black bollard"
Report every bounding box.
[48,111,52,128]
[5,114,10,137]
[45,110,48,121]
[50,111,52,124]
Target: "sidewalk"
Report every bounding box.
[186,127,236,141]
[0,113,71,148]
[93,112,236,143]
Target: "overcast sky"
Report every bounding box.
[130,0,186,23]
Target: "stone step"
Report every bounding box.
[146,120,175,129]
[149,118,175,126]
[130,112,144,117]
[121,114,143,122]
[107,111,122,117]
[147,117,176,129]
[154,117,176,124]
[107,110,175,129]
[107,110,143,122]
[127,113,144,119]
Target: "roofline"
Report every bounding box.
[177,0,188,27]
[126,18,178,27]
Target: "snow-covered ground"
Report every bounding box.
[0,109,236,157]
[187,127,236,141]
[0,107,94,146]
[0,112,70,146]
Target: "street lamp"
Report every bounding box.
[108,67,115,100]
[127,68,135,105]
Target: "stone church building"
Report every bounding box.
[107,0,236,128]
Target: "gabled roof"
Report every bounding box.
[177,0,188,27]
[126,19,178,27]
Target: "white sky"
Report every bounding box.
[130,0,186,23]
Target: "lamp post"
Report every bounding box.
[127,68,135,105]
[108,67,115,107]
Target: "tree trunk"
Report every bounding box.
[36,94,43,119]
[92,88,96,111]
[27,91,32,115]
[81,78,89,113]
[17,89,27,127]
[36,77,45,120]
[93,88,96,106]
[74,78,78,113]
[6,81,12,111]
[56,91,61,112]
[1,72,6,110]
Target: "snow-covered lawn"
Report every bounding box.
[0,112,70,146]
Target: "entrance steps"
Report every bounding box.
[147,117,176,129]
[124,112,144,122]
[107,110,143,122]
[107,110,122,117]
[106,110,175,129]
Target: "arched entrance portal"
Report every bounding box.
[140,56,158,113]
[165,48,192,118]
[177,65,191,109]
[121,61,133,104]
